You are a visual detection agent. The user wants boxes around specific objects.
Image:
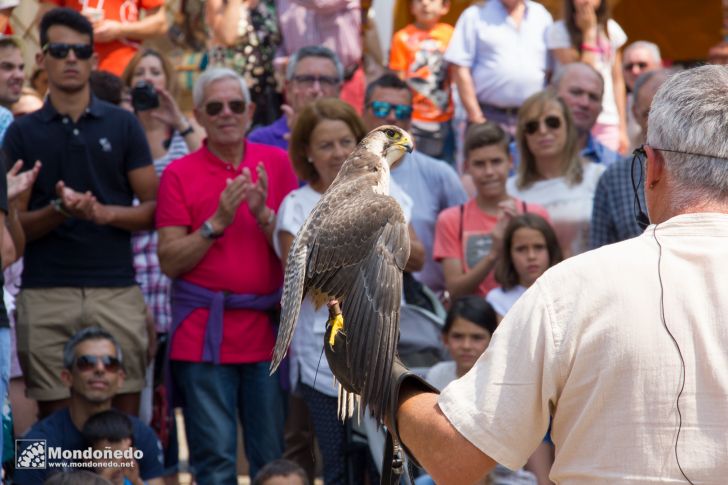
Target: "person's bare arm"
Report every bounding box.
[450,64,484,124]
[158,225,217,279]
[206,0,244,46]
[612,49,629,153]
[93,6,168,43]
[4,203,23,266]
[405,224,425,272]
[396,390,496,484]
[551,47,583,65]
[0,7,13,33]
[90,165,158,232]
[441,254,498,299]
[158,174,248,278]
[18,180,89,242]
[278,230,294,267]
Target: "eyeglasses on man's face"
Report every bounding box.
[291,74,340,88]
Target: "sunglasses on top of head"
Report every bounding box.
[74,354,122,373]
[524,115,562,135]
[204,100,247,116]
[42,43,94,60]
[369,101,413,121]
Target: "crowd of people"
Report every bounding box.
[0,0,718,484]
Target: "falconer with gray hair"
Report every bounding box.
[326,65,728,483]
[156,67,299,483]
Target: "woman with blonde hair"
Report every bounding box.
[508,90,605,258]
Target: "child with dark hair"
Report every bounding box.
[82,410,143,485]
[426,295,496,388]
[252,458,309,485]
[488,213,563,320]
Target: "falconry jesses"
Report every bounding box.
[270,125,414,422]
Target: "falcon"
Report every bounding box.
[270,125,414,422]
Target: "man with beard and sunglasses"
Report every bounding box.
[3,8,157,420]
[14,327,164,485]
[156,67,297,484]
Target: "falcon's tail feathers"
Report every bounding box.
[270,240,308,374]
[336,382,359,421]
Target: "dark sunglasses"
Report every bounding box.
[624,61,649,71]
[369,101,413,120]
[205,100,246,116]
[524,115,562,135]
[75,354,122,372]
[291,74,340,88]
[42,43,94,60]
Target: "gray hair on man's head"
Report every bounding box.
[550,62,605,94]
[285,45,344,83]
[646,65,728,210]
[624,40,662,65]
[62,327,123,370]
[193,67,251,108]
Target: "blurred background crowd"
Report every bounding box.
[0,1,726,484]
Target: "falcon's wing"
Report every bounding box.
[340,214,409,422]
[271,185,406,373]
[306,191,410,422]
[271,232,310,373]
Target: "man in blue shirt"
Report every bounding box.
[13,327,164,485]
[248,45,343,151]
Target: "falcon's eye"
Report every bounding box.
[385,128,400,140]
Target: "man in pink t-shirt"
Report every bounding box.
[156,68,298,483]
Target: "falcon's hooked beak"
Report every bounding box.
[382,127,414,169]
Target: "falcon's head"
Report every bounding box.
[365,125,414,169]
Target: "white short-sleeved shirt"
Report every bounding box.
[444,0,553,107]
[439,213,728,483]
[547,19,627,127]
[273,181,412,396]
[507,162,605,257]
[486,285,526,317]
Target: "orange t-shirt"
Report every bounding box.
[389,22,454,123]
[47,0,164,75]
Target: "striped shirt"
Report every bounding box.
[132,132,188,333]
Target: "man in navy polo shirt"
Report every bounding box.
[3,8,157,419]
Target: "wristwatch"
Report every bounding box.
[200,220,224,239]
[50,198,71,218]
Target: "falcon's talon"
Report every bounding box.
[327,313,345,348]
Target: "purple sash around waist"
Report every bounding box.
[170,279,282,364]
